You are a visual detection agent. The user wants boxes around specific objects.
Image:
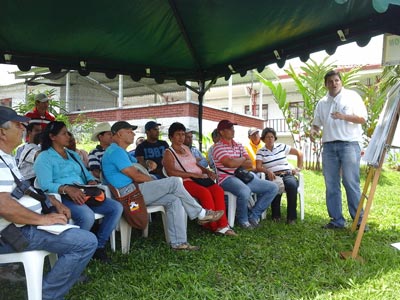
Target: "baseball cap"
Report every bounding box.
[248,127,259,136]
[111,121,138,134]
[217,119,237,131]
[0,106,30,126]
[91,122,112,141]
[145,121,161,131]
[34,93,50,102]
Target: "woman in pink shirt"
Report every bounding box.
[163,122,236,236]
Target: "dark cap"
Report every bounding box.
[217,119,237,131]
[145,121,161,131]
[34,93,50,102]
[0,106,30,126]
[111,121,138,134]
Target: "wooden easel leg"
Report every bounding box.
[350,167,374,233]
[341,166,382,261]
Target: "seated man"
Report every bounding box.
[101,121,224,250]
[244,127,262,170]
[135,121,169,178]
[88,122,113,180]
[17,123,42,185]
[0,106,97,300]
[213,120,279,229]
[184,128,209,168]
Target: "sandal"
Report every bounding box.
[216,226,238,236]
[171,243,200,251]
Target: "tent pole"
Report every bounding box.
[198,80,205,152]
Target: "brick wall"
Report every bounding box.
[68,102,264,128]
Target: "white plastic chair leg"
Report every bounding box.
[119,217,132,254]
[225,191,237,228]
[0,250,56,300]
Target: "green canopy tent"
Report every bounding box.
[1,0,399,148]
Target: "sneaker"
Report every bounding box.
[239,222,254,230]
[198,210,224,225]
[77,274,91,284]
[92,248,111,264]
[172,243,200,251]
[322,223,344,230]
[249,218,260,228]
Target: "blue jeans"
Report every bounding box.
[62,197,123,248]
[221,173,278,225]
[0,226,97,300]
[322,141,363,227]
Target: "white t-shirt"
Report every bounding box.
[313,88,367,143]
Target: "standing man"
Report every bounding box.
[244,127,262,169]
[213,120,278,229]
[311,70,367,229]
[135,121,169,178]
[184,128,208,168]
[88,122,113,180]
[0,106,97,300]
[25,93,55,130]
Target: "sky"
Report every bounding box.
[0,35,384,85]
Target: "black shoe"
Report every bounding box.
[356,224,370,232]
[286,219,296,225]
[92,248,111,264]
[322,223,344,230]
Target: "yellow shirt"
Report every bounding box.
[244,140,262,169]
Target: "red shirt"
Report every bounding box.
[25,108,55,130]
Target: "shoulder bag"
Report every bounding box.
[108,184,148,230]
[168,148,215,187]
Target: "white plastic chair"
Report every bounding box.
[0,250,57,300]
[107,185,169,254]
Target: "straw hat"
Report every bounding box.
[91,122,112,141]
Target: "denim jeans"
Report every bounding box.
[0,226,97,300]
[221,173,278,225]
[62,197,123,248]
[322,141,363,227]
[271,174,298,220]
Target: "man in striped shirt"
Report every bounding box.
[88,122,113,180]
[213,120,278,229]
[0,106,97,300]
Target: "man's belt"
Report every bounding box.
[274,171,292,177]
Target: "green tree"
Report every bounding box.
[14,89,96,145]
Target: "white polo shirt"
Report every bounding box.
[313,88,367,143]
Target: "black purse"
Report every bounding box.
[234,166,254,184]
[168,148,215,187]
[69,154,105,207]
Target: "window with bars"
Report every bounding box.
[288,101,304,119]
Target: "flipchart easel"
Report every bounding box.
[340,82,400,261]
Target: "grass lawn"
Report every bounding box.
[1,167,400,299]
